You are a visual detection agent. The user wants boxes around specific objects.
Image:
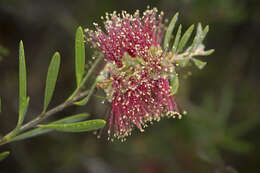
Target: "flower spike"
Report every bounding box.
[86,7,212,141]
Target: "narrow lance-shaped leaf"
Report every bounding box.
[163,12,179,49]
[0,151,10,162]
[177,24,194,53]
[11,113,90,142]
[191,23,209,52]
[21,97,30,121]
[172,24,182,55]
[53,113,90,124]
[75,26,86,87]
[38,119,106,132]
[43,52,61,112]
[192,58,207,69]
[191,23,203,51]
[9,41,30,139]
[202,25,209,43]
[201,49,215,56]
[18,41,27,125]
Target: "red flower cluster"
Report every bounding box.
[86,8,164,67]
[86,7,181,140]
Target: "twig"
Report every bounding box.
[0,56,103,146]
[0,89,89,146]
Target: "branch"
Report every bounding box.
[0,89,90,146]
[0,56,102,146]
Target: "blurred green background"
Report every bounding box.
[0,0,259,172]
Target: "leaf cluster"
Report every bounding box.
[163,12,214,95]
[0,27,105,161]
[164,12,214,69]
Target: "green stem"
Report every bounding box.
[67,55,103,101]
[0,56,103,147]
[80,56,102,89]
[74,79,99,105]
[0,90,91,146]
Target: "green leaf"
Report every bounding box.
[192,58,207,69]
[163,12,179,49]
[9,41,30,139]
[177,24,194,53]
[202,25,209,41]
[43,52,61,112]
[20,97,30,123]
[201,49,215,56]
[19,41,27,125]
[0,151,10,162]
[191,23,203,51]
[172,24,182,55]
[74,95,89,106]
[38,119,106,133]
[170,71,179,95]
[53,113,90,124]
[175,58,190,67]
[191,24,209,52]
[11,113,90,142]
[75,26,86,87]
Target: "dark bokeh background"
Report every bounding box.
[0,0,260,173]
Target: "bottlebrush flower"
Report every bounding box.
[86,7,182,141]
